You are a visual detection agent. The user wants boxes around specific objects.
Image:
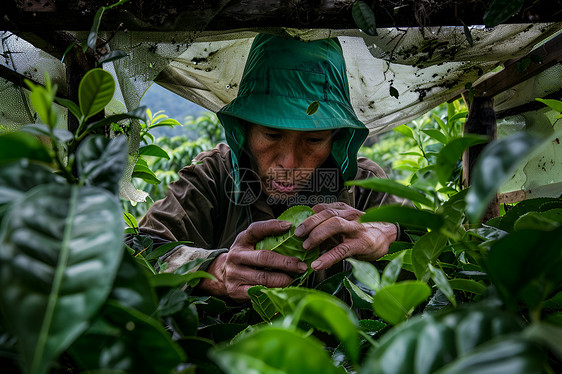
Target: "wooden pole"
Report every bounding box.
[462,95,499,221]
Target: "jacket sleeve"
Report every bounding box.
[137,146,231,272]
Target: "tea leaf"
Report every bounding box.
[306,101,319,115]
[436,135,489,186]
[79,68,115,121]
[347,177,433,206]
[0,132,51,165]
[210,326,346,374]
[346,258,381,292]
[483,0,524,27]
[0,184,124,374]
[362,205,444,232]
[139,144,170,159]
[535,98,562,113]
[466,132,545,223]
[256,205,319,265]
[76,135,128,194]
[372,281,431,325]
[352,1,377,36]
[248,285,279,322]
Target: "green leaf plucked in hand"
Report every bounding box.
[255,205,319,266]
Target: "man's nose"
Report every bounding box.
[276,146,300,169]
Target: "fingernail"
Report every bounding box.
[294,225,304,236]
[301,240,309,250]
[311,260,322,270]
[297,262,308,272]
[280,221,291,229]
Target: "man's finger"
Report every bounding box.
[312,201,349,213]
[231,249,308,273]
[240,219,291,245]
[296,204,362,237]
[294,208,338,237]
[311,242,354,271]
[302,217,356,249]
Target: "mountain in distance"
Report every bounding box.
[140,83,212,138]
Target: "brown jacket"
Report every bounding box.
[139,143,404,282]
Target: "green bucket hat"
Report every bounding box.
[217,33,368,197]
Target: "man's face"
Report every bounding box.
[246,124,333,198]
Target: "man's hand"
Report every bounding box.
[294,202,397,271]
[198,219,308,302]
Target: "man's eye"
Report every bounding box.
[307,138,324,143]
[265,133,281,140]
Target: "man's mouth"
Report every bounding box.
[271,180,296,193]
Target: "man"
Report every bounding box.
[138,33,404,302]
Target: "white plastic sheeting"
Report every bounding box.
[1,24,560,133]
[1,24,561,201]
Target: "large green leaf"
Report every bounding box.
[497,197,559,232]
[344,277,374,310]
[436,135,488,186]
[362,306,524,374]
[260,287,318,317]
[448,279,486,295]
[20,123,74,144]
[139,144,170,159]
[264,288,360,364]
[69,300,185,372]
[465,132,545,223]
[346,258,381,292]
[149,271,214,288]
[0,159,63,208]
[256,205,319,265]
[210,326,346,374]
[0,132,51,164]
[487,227,562,309]
[110,253,157,315]
[372,281,431,325]
[361,205,444,231]
[26,77,58,129]
[422,129,448,144]
[411,231,448,282]
[352,1,377,36]
[76,135,128,194]
[535,98,562,114]
[248,285,280,322]
[435,336,545,374]
[483,0,525,27]
[429,264,456,307]
[0,184,124,374]
[513,209,562,231]
[347,177,433,206]
[132,158,161,185]
[78,68,115,120]
[380,251,405,288]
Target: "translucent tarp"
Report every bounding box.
[1,24,561,200]
[2,24,560,133]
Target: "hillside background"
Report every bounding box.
[140,83,211,138]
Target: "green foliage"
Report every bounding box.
[484,0,525,28]
[2,13,562,372]
[0,185,124,374]
[256,205,319,265]
[0,55,186,373]
[352,1,377,36]
[211,327,346,374]
[123,111,225,218]
[465,132,546,223]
